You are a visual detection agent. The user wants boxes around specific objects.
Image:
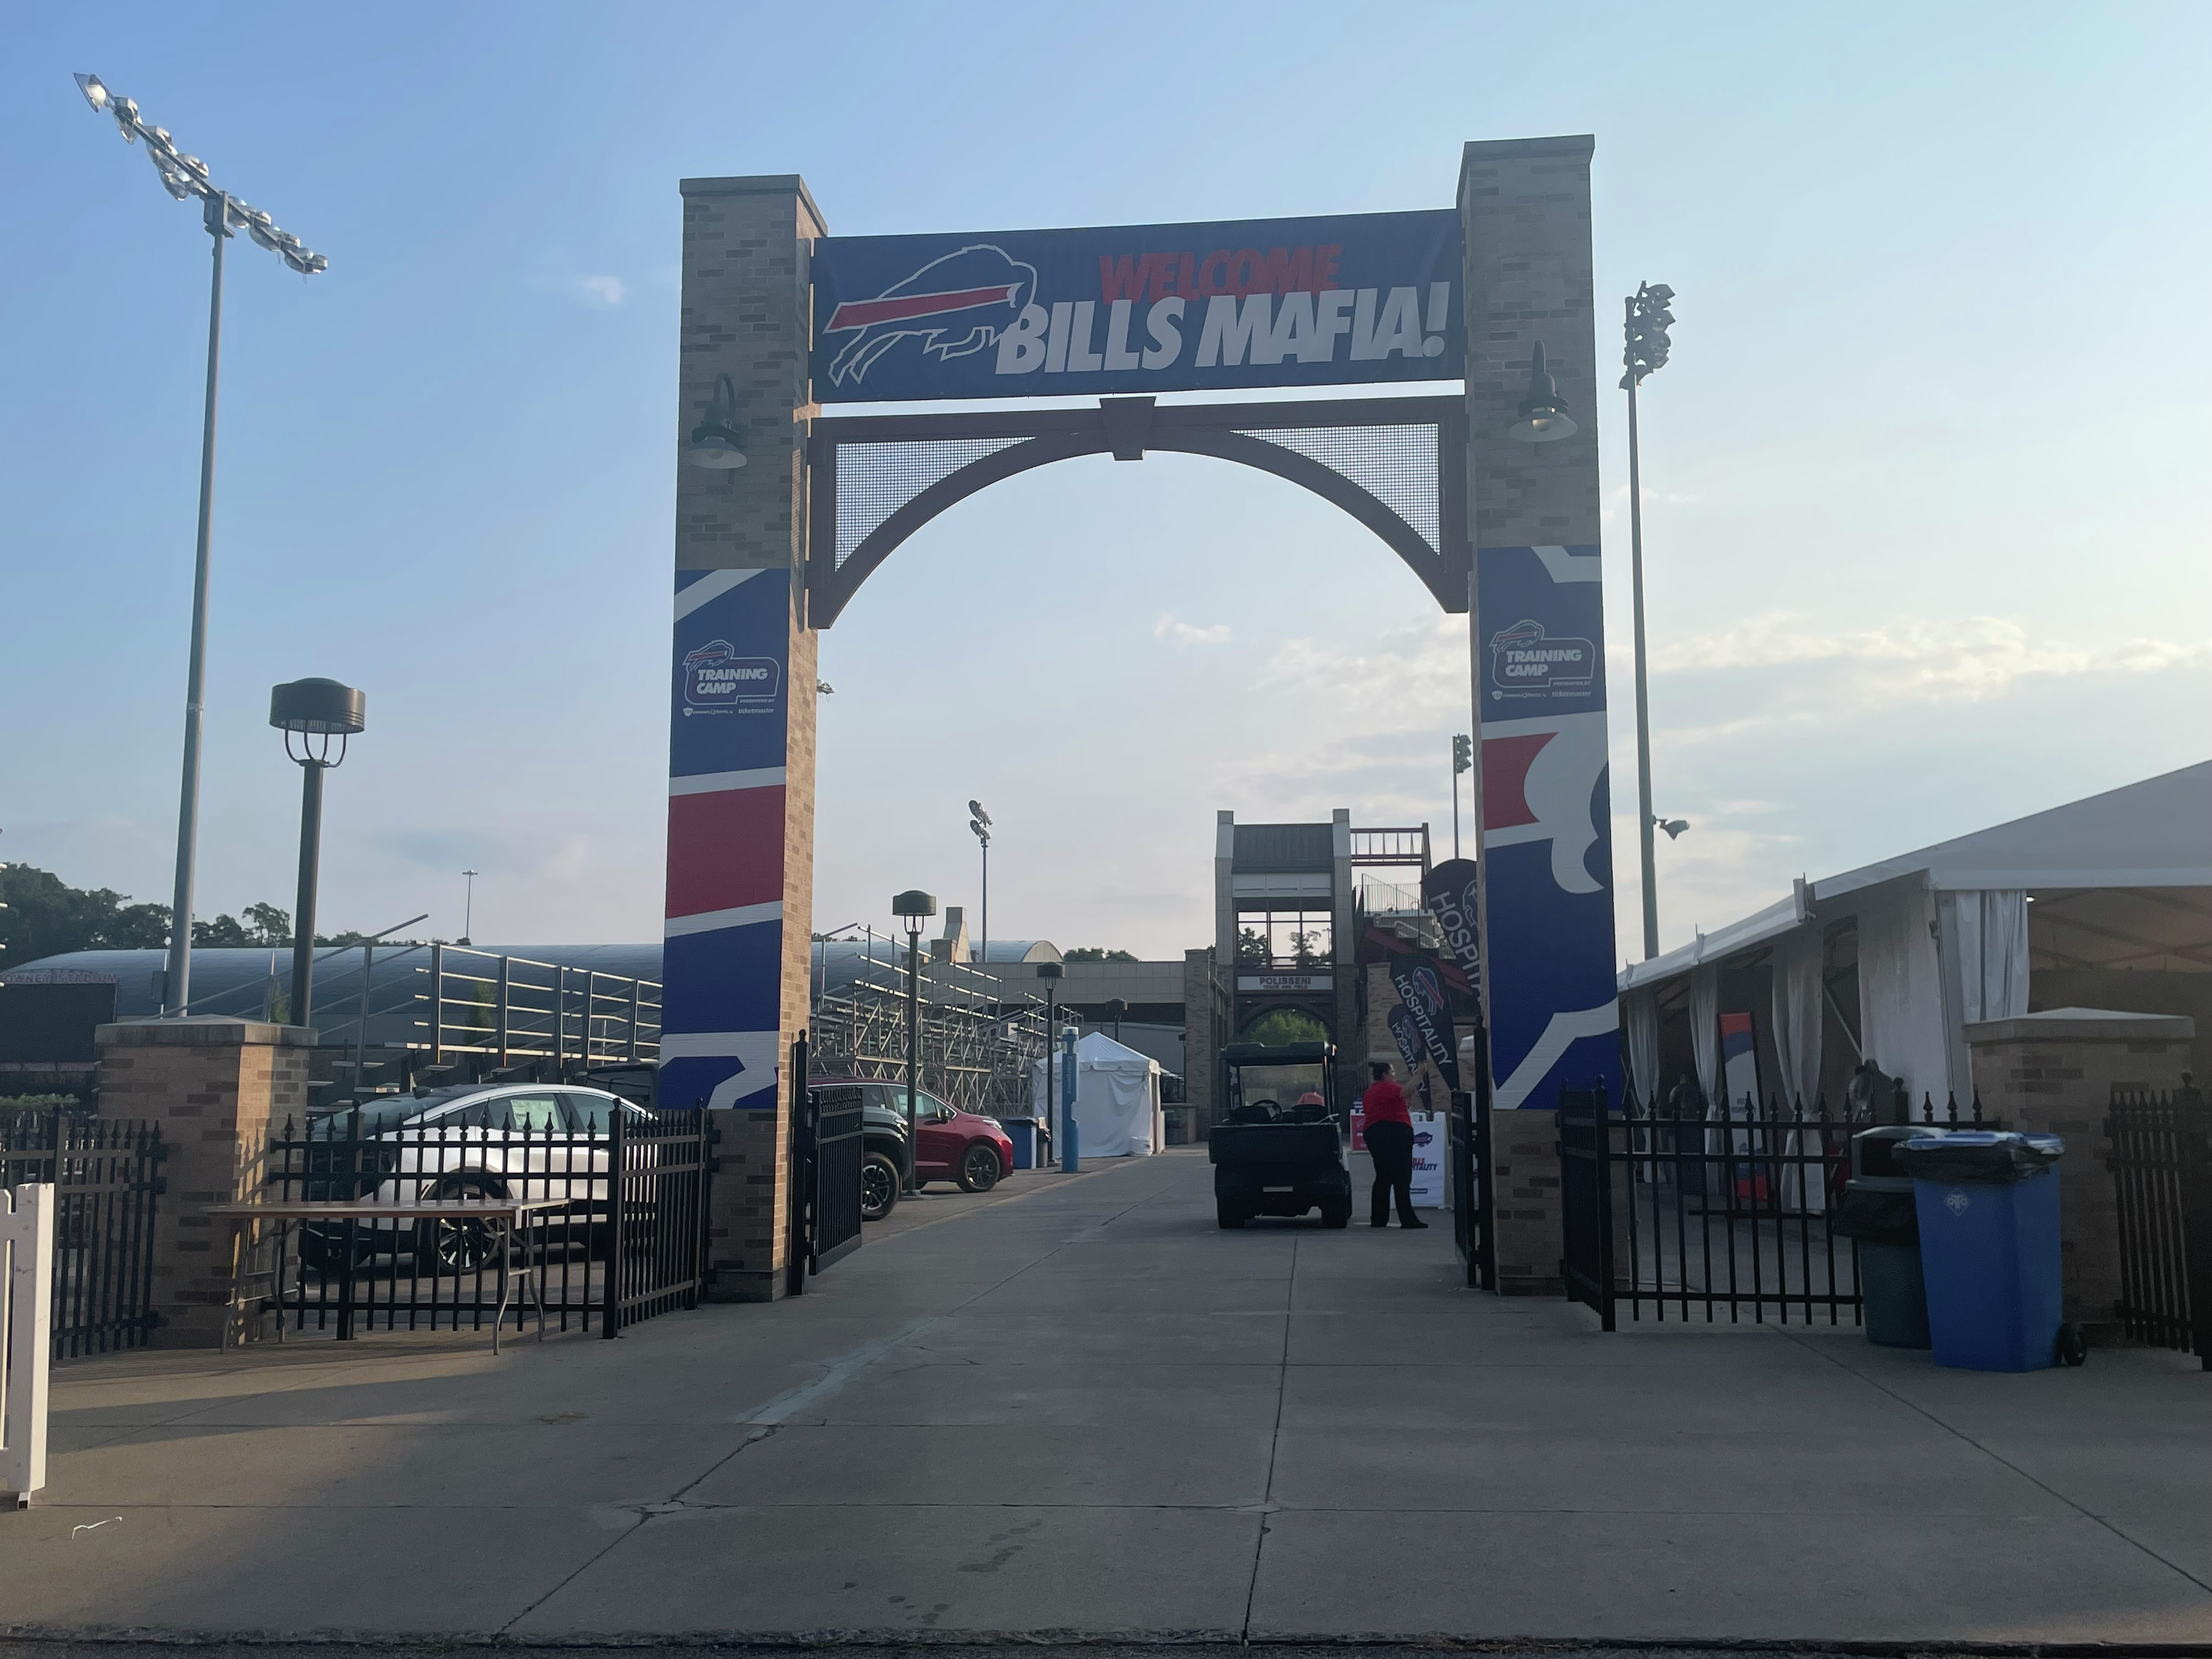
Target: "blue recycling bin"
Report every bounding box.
[1898,1132,2065,1372]
[1005,1117,1041,1170]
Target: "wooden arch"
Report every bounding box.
[805,395,1468,628]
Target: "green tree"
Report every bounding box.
[0,864,170,965]
[1235,928,1270,966]
[1062,947,1137,963]
[1241,1008,1328,1046]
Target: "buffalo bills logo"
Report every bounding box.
[823,244,1039,391]
[682,639,779,716]
[1410,964,1448,1020]
[1488,618,1597,699]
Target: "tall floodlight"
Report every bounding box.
[967,800,992,965]
[892,889,937,1192]
[1450,733,1472,859]
[74,74,329,1016]
[270,679,365,1029]
[1621,281,1677,960]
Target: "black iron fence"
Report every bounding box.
[261,1102,709,1340]
[1561,1085,2000,1328]
[2107,1084,2211,1368]
[1,1112,164,1361]
[1448,1079,1495,1291]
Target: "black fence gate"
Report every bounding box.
[1,1112,164,1361]
[1448,1051,1495,1289]
[1557,1082,1615,1328]
[786,1034,864,1295]
[2107,1084,2211,1368]
[264,1101,710,1340]
[1555,1086,1992,1328]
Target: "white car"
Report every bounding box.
[299,1083,650,1271]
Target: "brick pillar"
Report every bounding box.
[1459,136,1619,1291]
[1183,947,1220,1135]
[94,1018,312,1347]
[1968,1009,2195,1335]
[663,174,826,1302]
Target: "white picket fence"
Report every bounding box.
[2,1182,55,1507]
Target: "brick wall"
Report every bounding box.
[94,1018,312,1346]
[1490,1107,1564,1295]
[1968,1010,2195,1333]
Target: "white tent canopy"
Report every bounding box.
[1030,1031,1165,1158]
[1619,760,2212,1114]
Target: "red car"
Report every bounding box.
[813,1077,1016,1212]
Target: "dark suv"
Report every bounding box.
[814,1077,1015,1220]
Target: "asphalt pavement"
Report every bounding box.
[3,1146,2208,1648]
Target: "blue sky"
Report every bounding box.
[3,3,2207,962]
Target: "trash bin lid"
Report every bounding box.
[1896,1130,2064,1183]
[1856,1124,1944,1178]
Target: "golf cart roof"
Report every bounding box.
[1221,1041,1336,1066]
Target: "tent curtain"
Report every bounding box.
[1771,925,1824,1112]
[1938,889,2031,1025]
[1855,880,1952,1113]
[1771,924,1827,1211]
[1623,986,1660,1110]
[1689,964,1720,1099]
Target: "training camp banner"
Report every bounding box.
[810,210,1463,403]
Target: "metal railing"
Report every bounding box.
[2107,1084,2210,1368]
[1,1113,164,1361]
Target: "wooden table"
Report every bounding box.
[205,1199,570,1353]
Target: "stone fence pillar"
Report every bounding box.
[1967,1007,2195,1337]
[1491,1108,1564,1295]
[95,1017,314,1347]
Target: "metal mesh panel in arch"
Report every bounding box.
[832,437,1031,567]
[1234,423,1442,551]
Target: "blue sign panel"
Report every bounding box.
[810,211,1462,403]
[1476,545,1621,1111]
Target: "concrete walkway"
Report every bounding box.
[4,1147,2209,1647]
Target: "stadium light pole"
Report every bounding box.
[72,74,328,1017]
[1621,283,1677,961]
[968,801,992,965]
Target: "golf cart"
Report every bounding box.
[1208,1040,1350,1229]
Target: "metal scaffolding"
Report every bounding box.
[810,951,1058,1118]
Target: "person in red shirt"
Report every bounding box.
[1360,1061,1425,1229]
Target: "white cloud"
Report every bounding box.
[570,274,627,307]
[1153,613,1231,646]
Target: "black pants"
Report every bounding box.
[1366,1120,1419,1226]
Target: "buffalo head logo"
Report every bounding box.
[823,244,1039,391]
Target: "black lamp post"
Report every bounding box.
[1036,961,1062,1156]
[892,889,937,1190]
[270,679,364,1029]
[1506,341,1578,444]
[967,800,991,964]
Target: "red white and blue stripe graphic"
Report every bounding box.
[1477,544,1622,1109]
[661,568,790,1111]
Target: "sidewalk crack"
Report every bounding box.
[1241,1232,1296,1643]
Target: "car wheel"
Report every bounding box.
[860,1152,901,1222]
[958,1142,1003,1194]
[416,1178,501,1274]
[1320,1199,1352,1229]
[1216,1198,1248,1230]
[2057,1322,2089,1367]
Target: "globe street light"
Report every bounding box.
[1506,341,1577,444]
[74,73,328,1018]
[891,889,937,1191]
[270,679,365,1029]
[1621,281,1678,960]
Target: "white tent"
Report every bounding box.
[1619,760,2212,1120]
[1030,1031,1165,1157]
